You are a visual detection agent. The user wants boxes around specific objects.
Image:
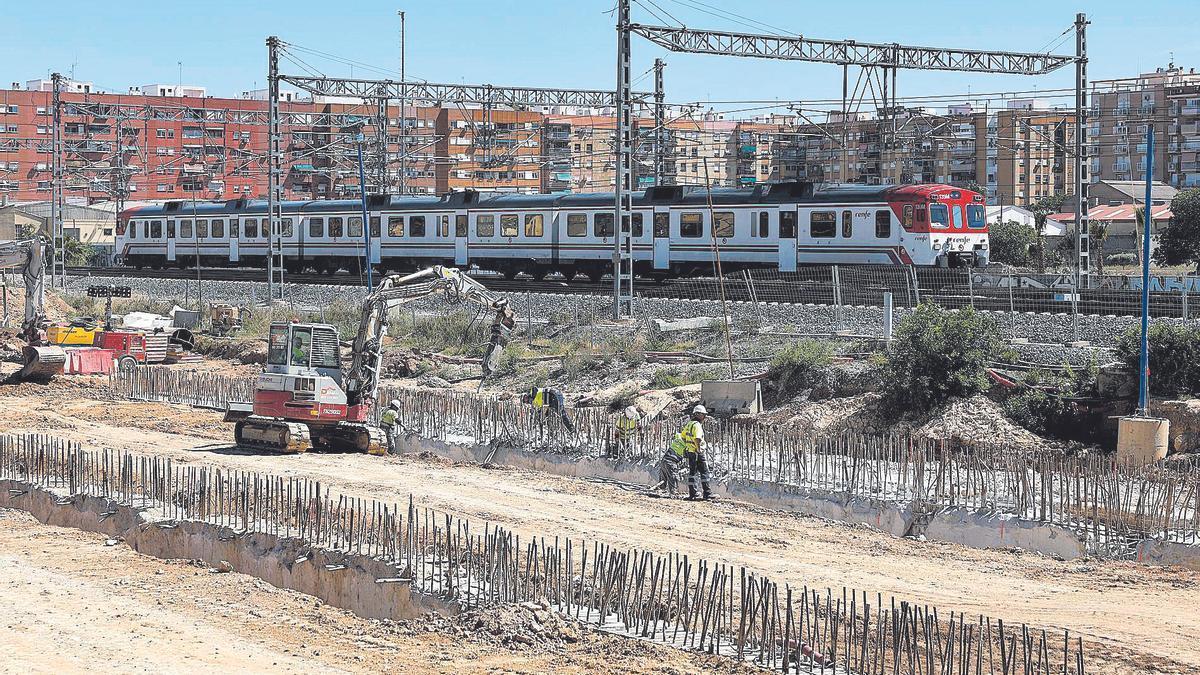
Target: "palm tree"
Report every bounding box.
[1091,220,1110,274]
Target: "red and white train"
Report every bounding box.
[116,181,989,278]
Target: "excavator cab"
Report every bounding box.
[265,323,343,384]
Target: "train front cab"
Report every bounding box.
[889,185,989,268]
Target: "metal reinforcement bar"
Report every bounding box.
[0,433,1084,674]
[111,369,1200,553]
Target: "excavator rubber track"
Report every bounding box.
[311,423,387,455]
[18,345,66,382]
[234,416,313,453]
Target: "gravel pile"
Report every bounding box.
[911,394,1051,451]
[398,599,582,650]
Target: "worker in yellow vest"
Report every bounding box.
[522,386,575,435]
[609,405,640,458]
[379,399,401,454]
[681,404,713,501]
[655,429,689,495]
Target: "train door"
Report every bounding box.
[166,219,177,263]
[229,218,240,264]
[454,209,468,266]
[777,208,798,272]
[652,208,670,271]
[368,215,382,266]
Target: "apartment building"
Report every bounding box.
[439,107,543,194]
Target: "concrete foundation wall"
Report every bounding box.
[0,479,456,621]
[400,434,1095,560]
[1136,539,1200,571]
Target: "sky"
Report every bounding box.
[6,0,1198,113]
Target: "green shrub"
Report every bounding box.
[880,304,1005,416]
[988,221,1036,266]
[1003,389,1072,436]
[766,339,833,399]
[648,366,718,390]
[1116,322,1200,396]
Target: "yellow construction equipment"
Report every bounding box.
[47,324,98,346]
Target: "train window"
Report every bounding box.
[902,205,914,228]
[329,217,344,238]
[309,217,324,238]
[952,205,964,229]
[779,211,797,238]
[967,204,986,229]
[439,215,450,238]
[594,213,615,238]
[929,204,949,228]
[348,217,363,238]
[388,216,404,237]
[841,210,853,238]
[476,214,494,237]
[500,214,519,237]
[410,215,426,237]
[749,212,757,238]
[875,210,892,238]
[196,220,209,238]
[713,212,735,238]
[149,221,162,238]
[680,212,703,238]
[244,219,258,239]
[567,213,587,237]
[129,222,137,239]
[455,215,467,237]
[758,211,769,238]
[653,213,669,238]
[915,204,926,224]
[166,221,175,238]
[524,214,544,237]
[212,219,225,238]
[631,213,643,238]
[809,211,836,239]
[370,216,381,238]
[180,220,192,239]
[282,218,294,238]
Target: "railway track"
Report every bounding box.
[66,266,1191,319]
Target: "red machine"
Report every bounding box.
[231,266,514,454]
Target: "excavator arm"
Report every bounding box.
[343,266,515,407]
[0,237,65,381]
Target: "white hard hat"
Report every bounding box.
[624,405,639,419]
[692,404,708,415]
[390,400,401,409]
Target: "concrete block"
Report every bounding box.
[1116,416,1169,463]
[652,317,721,332]
[701,380,763,415]
[924,508,1086,560]
[1136,539,1200,571]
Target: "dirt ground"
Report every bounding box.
[0,379,1197,674]
[0,509,754,674]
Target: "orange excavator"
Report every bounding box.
[230,266,514,454]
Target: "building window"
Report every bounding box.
[475,214,494,237]
[810,211,836,238]
[500,214,519,237]
[524,213,543,237]
[388,216,404,237]
[309,217,324,238]
[875,210,892,238]
[567,213,586,237]
[680,212,703,238]
[409,215,426,237]
[841,210,853,238]
[594,213,615,238]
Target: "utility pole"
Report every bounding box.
[1074,12,1090,288]
[266,36,285,301]
[653,58,665,187]
[356,133,374,290]
[374,84,389,193]
[398,10,407,195]
[1137,125,1153,415]
[50,73,65,288]
[613,0,635,319]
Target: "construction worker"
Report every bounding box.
[379,400,401,453]
[655,429,689,496]
[522,386,575,435]
[682,404,713,501]
[609,405,640,458]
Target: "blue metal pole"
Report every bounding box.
[355,134,374,290]
[1138,125,1154,415]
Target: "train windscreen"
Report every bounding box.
[929,204,950,228]
[967,204,986,229]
